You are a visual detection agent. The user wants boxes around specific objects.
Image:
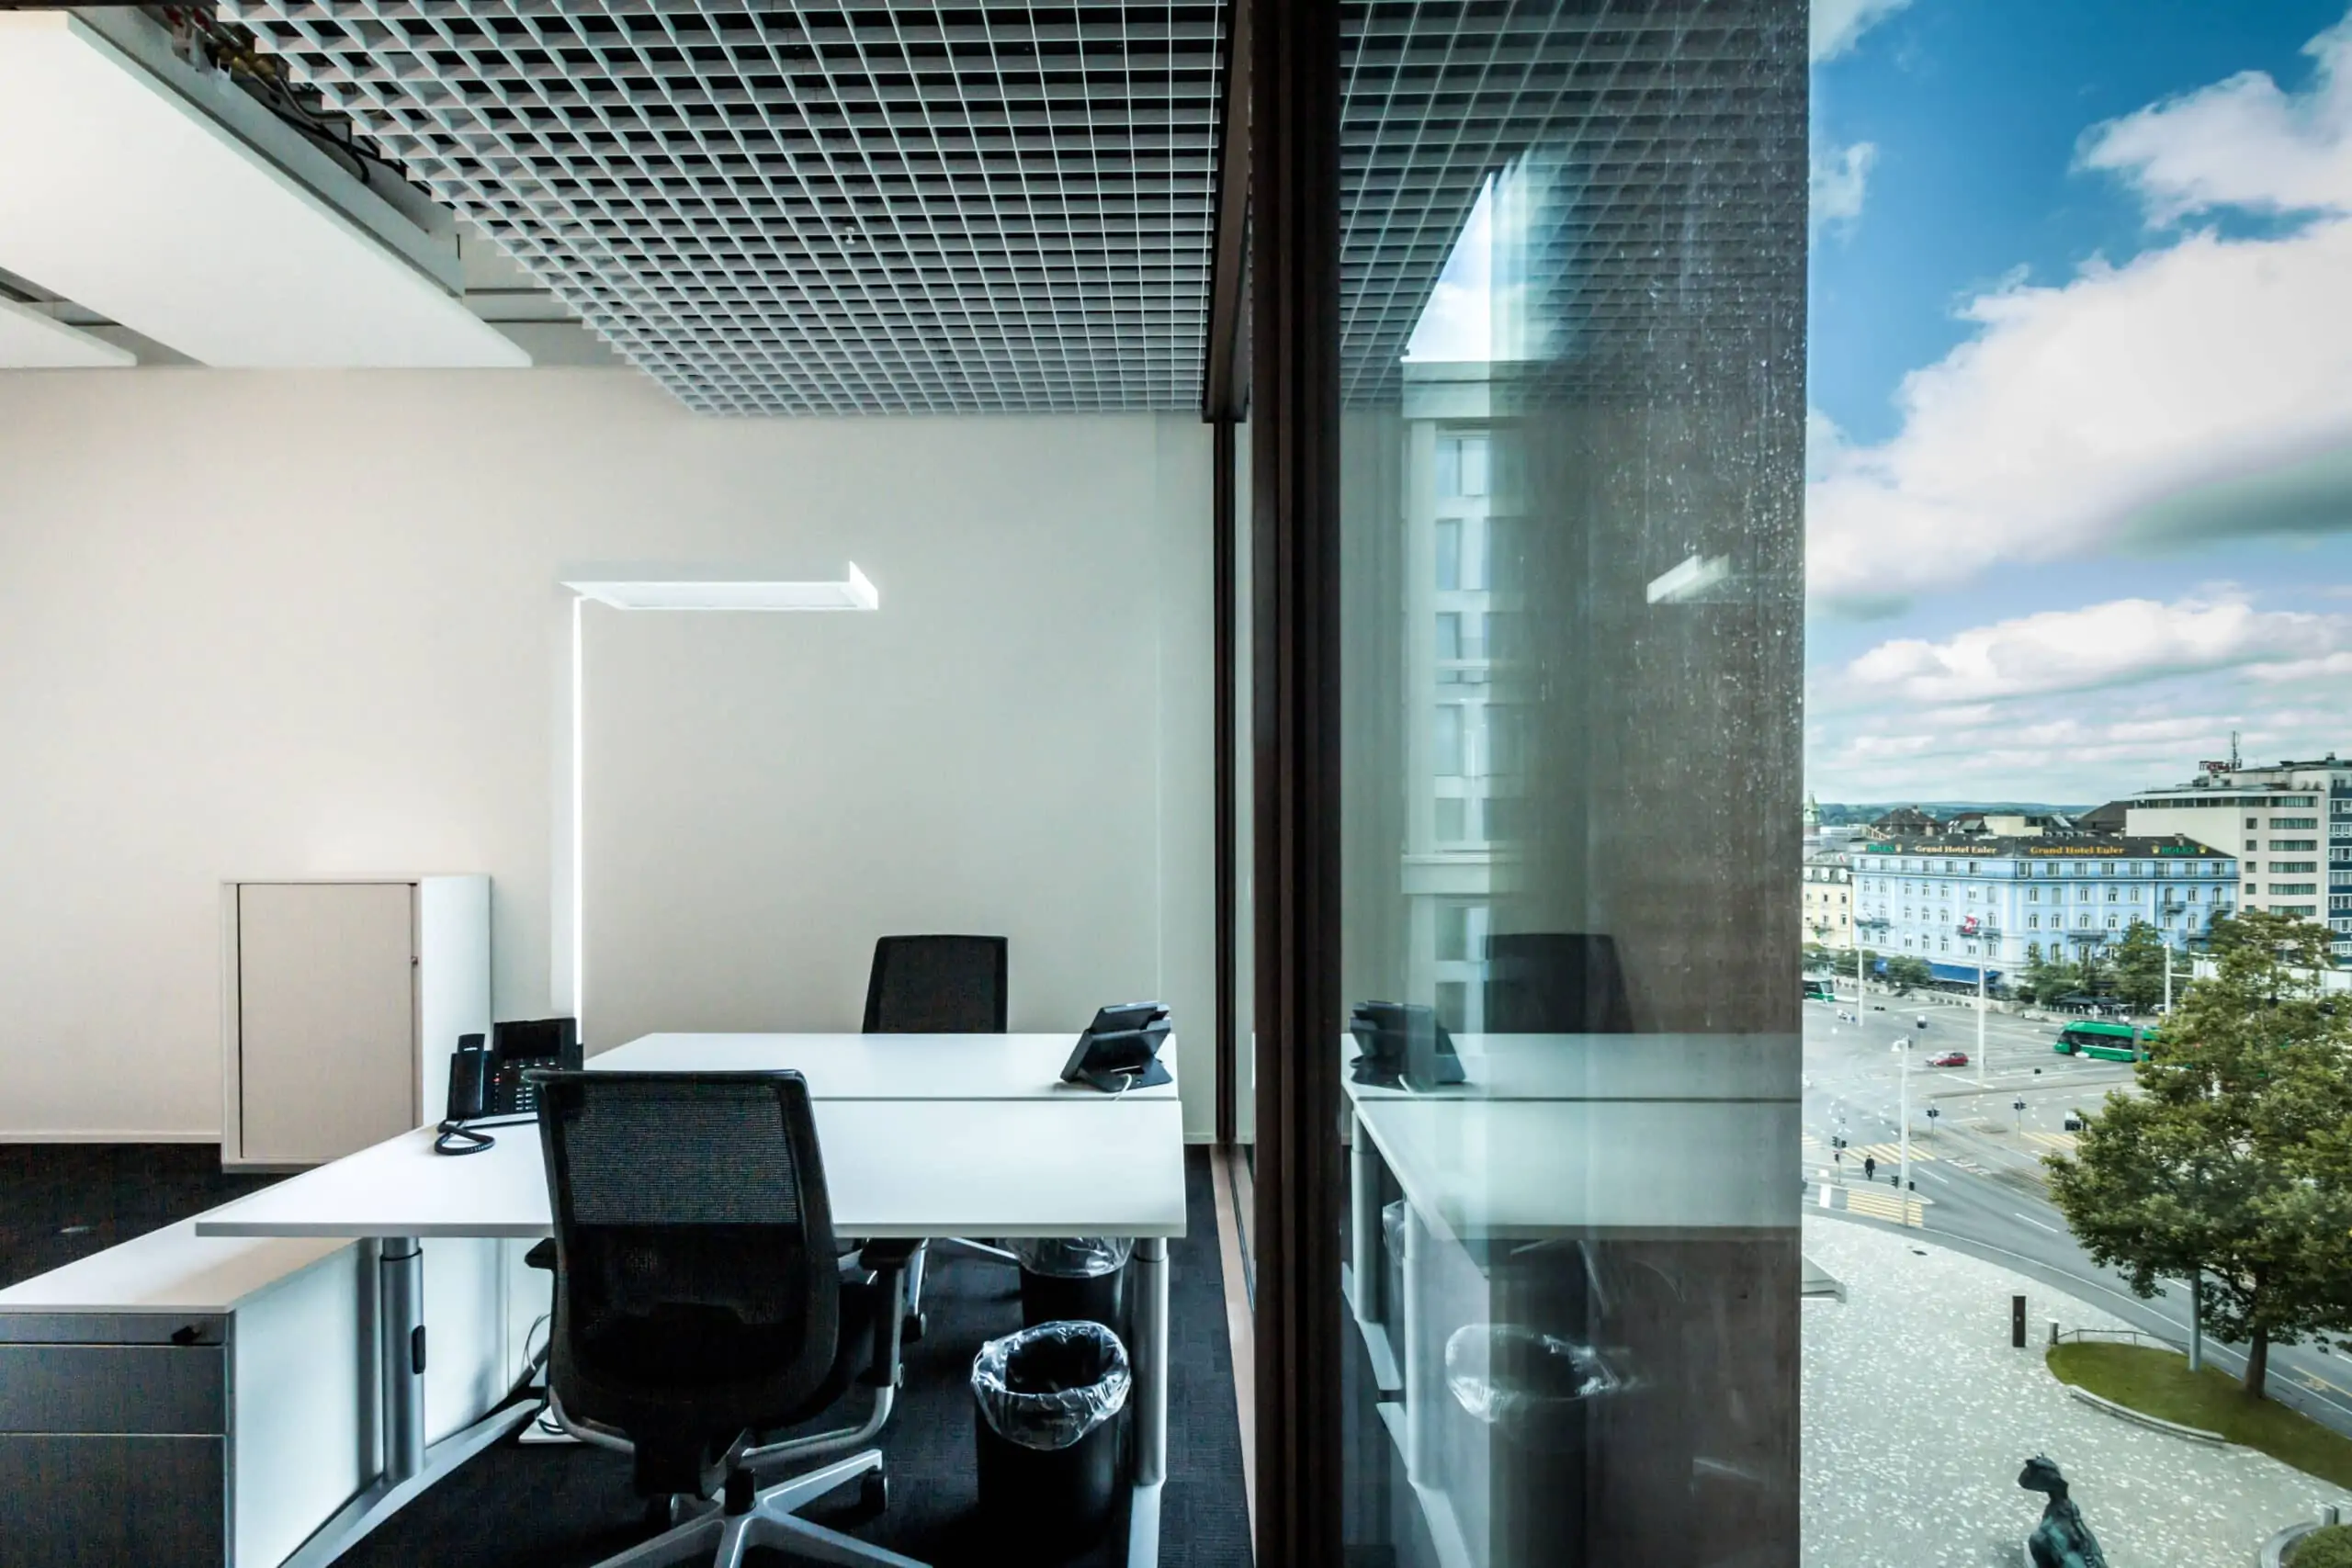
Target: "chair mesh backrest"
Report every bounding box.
[863,934,1008,1033]
[536,1071,841,1427]
[1484,932,1634,1033]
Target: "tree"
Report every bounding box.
[2074,942,2114,1001]
[1883,954,1934,993]
[2111,919,2168,1014]
[2045,910,2352,1399]
[2017,942,2064,1004]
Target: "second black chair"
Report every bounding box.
[861,935,1016,1324]
[861,934,1009,1033]
[529,1069,926,1568]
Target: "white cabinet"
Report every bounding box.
[221,877,489,1168]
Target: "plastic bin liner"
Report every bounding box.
[972,1320,1131,1451]
[1008,1235,1133,1280]
[1381,1200,1406,1258]
[1444,1324,1623,1451]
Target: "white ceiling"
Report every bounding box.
[0,10,527,368]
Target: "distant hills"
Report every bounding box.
[1811,802,2094,827]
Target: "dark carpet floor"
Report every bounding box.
[0,1143,1250,1568]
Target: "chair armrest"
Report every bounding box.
[524,1239,557,1272]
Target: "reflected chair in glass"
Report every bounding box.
[861,935,1018,1318]
[1483,931,1634,1033]
[528,1069,925,1568]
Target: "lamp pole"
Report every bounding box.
[1976,955,1988,1087]
[1895,1036,1912,1195]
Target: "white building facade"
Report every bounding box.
[1852,835,2238,984]
[2121,754,2352,962]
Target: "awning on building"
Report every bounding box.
[1927,961,2002,985]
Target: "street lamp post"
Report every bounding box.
[1895,1036,1913,1194]
[1977,957,1988,1088]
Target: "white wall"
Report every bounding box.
[0,368,1216,1139]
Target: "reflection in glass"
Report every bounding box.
[1336,3,1805,1563]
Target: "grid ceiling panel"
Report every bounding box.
[225,0,1224,414]
[1340,0,1805,405]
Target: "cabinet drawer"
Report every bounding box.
[0,1344,225,1435]
[0,1433,225,1566]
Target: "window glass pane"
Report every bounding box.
[1335,10,1804,1564]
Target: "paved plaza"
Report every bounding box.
[1803,1215,2345,1566]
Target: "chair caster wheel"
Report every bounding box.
[858,1469,889,1516]
[902,1311,927,1344]
[645,1495,684,1530]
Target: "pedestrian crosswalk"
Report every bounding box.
[1803,1135,1937,1168]
[2021,1131,2079,1155]
[1840,1188,1926,1227]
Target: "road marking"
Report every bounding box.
[2021,1131,2079,1154]
[2011,1212,2062,1234]
[1844,1188,1926,1227]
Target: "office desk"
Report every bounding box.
[593,1030,1180,1100]
[198,1079,1186,1568]
[1340,1032,1800,1568]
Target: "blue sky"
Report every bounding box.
[1804,0,2352,803]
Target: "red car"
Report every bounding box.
[1927,1050,1969,1067]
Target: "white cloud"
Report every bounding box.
[2082,15,2352,222]
[1812,0,1912,63]
[1809,10,2352,607]
[1838,596,2346,705]
[1811,141,1878,235]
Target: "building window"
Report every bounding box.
[1432,705,1465,776]
[1434,796,1465,842]
[1939,938,1949,952]
[2273,884,2319,896]
[2106,915,2119,929]
[2028,913,2040,929]
[1434,518,1462,591]
[1436,433,1490,498]
[2272,862,2318,874]
[2276,818,2319,829]
[2078,914,2090,929]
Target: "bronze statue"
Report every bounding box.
[2019,1455,2109,1568]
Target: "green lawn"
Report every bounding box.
[2047,1341,2352,1490]
[2292,1525,2352,1567]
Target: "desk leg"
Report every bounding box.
[1126,1235,1169,1568]
[1349,1111,1375,1325]
[279,1237,538,1568]
[380,1236,426,1482]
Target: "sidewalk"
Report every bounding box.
[1803,1216,2342,1566]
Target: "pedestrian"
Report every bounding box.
[1863,1155,1876,1183]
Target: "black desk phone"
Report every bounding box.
[435,1018,581,1155]
[1349,1001,1465,1090]
[1061,1001,1173,1093]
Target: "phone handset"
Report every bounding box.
[435,1034,495,1156]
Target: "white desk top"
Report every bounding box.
[594,1032,1178,1100]
[196,1099,1187,1242]
[1340,1032,1798,1103]
[1353,1097,1799,1238]
[0,1220,350,1314]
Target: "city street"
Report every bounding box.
[1800,988,2352,1438]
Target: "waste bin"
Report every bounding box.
[1010,1235,1132,1332]
[972,1320,1131,1548]
[1445,1323,1625,1557]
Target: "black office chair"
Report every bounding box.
[529,1069,927,1568]
[861,935,1015,1322]
[861,934,1009,1033]
[1483,931,1635,1032]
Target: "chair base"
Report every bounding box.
[594,1450,927,1568]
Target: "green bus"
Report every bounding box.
[2052,1021,2150,1063]
[1802,978,1836,1001]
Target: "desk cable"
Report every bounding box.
[431,1111,536,1156]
